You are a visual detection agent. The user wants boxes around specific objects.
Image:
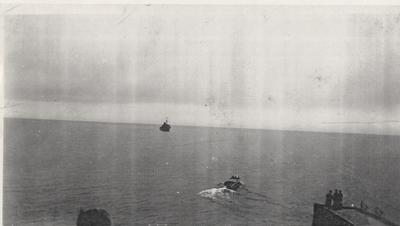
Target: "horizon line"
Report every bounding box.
[5,116,400,137]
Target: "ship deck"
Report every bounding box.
[312,203,399,226]
[335,208,388,226]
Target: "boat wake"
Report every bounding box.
[197,183,310,226]
[199,185,290,209]
[198,187,236,200]
[197,177,301,224]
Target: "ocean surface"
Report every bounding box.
[4,118,400,226]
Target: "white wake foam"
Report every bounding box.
[198,187,236,200]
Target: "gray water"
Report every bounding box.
[4,118,400,225]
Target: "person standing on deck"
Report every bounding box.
[333,189,339,209]
[338,190,343,208]
[325,190,333,208]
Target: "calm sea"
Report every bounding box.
[4,118,400,225]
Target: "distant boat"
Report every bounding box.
[160,120,171,132]
[223,175,243,191]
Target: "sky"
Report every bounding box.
[4,5,400,134]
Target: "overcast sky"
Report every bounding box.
[4,5,400,134]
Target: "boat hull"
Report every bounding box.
[223,180,242,191]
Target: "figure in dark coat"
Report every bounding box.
[333,189,339,209]
[325,190,333,208]
[338,190,343,208]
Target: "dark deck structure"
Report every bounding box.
[312,203,399,226]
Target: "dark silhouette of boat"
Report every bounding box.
[159,120,171,132]
[77,208,111,226]
[223,175,243,191]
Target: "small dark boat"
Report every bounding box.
[223,175,243,191]
[160,120,171,132]
[77,208,111,226]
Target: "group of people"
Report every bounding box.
[325,189,344,210]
